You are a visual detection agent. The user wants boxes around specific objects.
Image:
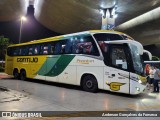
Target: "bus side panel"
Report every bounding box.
[56,55,76,84]
[5,56,13,75]
[58,65,77,85]
[13,57,30,78]
[12,56,47,79]
[29,56,48,80]
[75,56,104,89]
[130,73,146,95]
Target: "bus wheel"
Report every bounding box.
[82,75,98,92]
[13,69,19,79]
[20,70,26,80]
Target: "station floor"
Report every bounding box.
[0,73,160,120]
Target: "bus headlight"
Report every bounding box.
[138,80,142,84]
[136,87,140,91]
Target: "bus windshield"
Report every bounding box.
[93,33,134,41]
[94,39,144,75]
[129,44,144,75]
[93,33,124,41]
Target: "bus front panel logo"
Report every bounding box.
[106,82,126,91]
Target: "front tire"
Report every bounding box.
[82,75,98,92]
[20,70,26,80]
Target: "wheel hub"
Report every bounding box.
[86,80,93,88]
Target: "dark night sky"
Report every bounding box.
[0,5,60,44]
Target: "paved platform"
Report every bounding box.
[0,78,160,120]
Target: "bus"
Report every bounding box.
[5,30,146,94]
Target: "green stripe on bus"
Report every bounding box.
[36,56,60,75]
[37,55,75,77]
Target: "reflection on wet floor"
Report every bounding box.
[0,86,28,104]
[0,79,160,120]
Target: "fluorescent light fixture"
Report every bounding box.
[111,8,115,16]
[21,16,27,21]
[100,9,105,17]
[116,7,160,30]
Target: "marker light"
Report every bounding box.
[138,80,142,84]
[136,87,140,91]
[21,16,27,21]
[100,9,105,16]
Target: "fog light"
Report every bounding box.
[136,87,140,91]
[138,80,142,84]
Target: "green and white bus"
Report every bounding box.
[5,30,146,94]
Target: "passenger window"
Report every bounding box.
[21,46,26,55]
[29,47,33,55]
[43,45,48,54]
[50,43,55,54]
[34,45,40,55]
[55,42,62,54]
[70,35,99,56]
[72,39,79,54]
[23,46,29,56]
[7,48,11,56]
[65,40,72,54]
[110,47,128,70]
[13,48,19,56]
[83,42,93,54]
[98,41,108,53]
[80,36,99,56]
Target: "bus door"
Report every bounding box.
[104,44,130,94]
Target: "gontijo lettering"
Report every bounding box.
[17,57,38,63]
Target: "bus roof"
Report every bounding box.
[8,30,132,47]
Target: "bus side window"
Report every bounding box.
[13,48,19,56]
[48,44,51,54]
[80,36,99,56]
[65,40,72,54]
[72,40,79,54]
[98,41,107,52]
[51,43,55,54]
[34,45,40,55]
[7,47,13,56]
[25,46,29,56]
[21,46,25,56]
[61,40,66,54]
[7,48,11,56]
[55,42,62,54]
[43,45,48,55]
[29,46,33,55]
[12,48,15,55]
